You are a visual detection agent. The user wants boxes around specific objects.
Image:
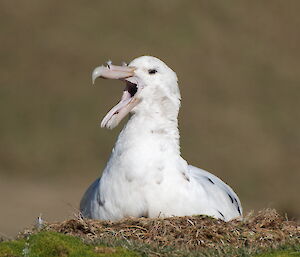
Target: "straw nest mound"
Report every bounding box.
[23,209,299,252]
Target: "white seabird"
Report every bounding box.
[80,56,242,221]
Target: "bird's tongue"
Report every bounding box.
[101,91,139,129]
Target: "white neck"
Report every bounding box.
[104,105,181,181]
[121,110,180,153]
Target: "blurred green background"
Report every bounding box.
[1,0,299,237]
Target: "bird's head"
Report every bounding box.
[92,56,180,129]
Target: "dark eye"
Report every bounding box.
[148,69,157,74]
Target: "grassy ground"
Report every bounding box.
[1,231,299,257]
[1,209,299,257]
[0,231,138,257]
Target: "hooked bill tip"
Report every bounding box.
[92,65,104,85]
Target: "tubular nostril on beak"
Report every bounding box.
[106,60,112,69]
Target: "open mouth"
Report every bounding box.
[100,79,141,129]
[126,80,138,98]
[99,79,140,129]
[92,63,141,129]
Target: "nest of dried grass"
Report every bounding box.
[27,209,300,252]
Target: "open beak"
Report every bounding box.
[92,63,140,129]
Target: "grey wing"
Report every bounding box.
[189,165,242,220]
[80,178,101,218]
